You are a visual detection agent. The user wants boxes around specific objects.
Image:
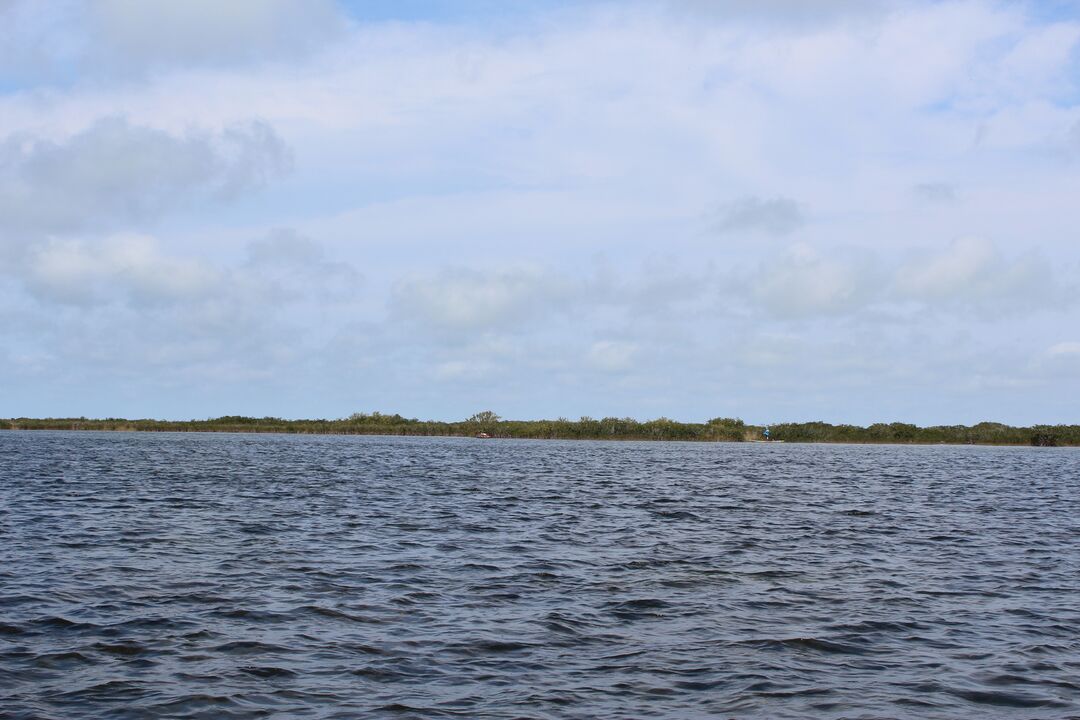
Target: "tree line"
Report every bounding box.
[3,413,1078,446]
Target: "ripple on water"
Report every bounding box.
[1,431,1079,719]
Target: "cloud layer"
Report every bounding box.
[2,0,1080,424]
[0,118,290,240]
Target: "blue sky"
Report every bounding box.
[2,0,1080,425]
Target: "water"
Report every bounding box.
[1,431,1078,719]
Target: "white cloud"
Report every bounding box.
[90,0,344,70]
[0,0,346,84]
[0,118,291,237]
[23,227,358,312]
[985,19,1080,104]
[3,1,1080,422]
[911,182,957,204]
[391,266,578,336]
[246,228,326,268]
[740,237,1067,319]
[666,0,896,27]
[1068,119,1080,157]
[752,243,878,317]
[243,228,361,302]
[25,234,219,306]
[6,227,365,406]
[1034,340,1080,378]
[895,237,1055,310]
[712,196,804,236]
[1046,341,1080,358]
[586,340,638,372]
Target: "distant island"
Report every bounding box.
[2,412,1076,446]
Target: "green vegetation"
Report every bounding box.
[2,414,1078,446]
[767,421,1079,446]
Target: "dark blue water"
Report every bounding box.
[1,431,1078,719]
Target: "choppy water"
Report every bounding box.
[1,432,1079,719]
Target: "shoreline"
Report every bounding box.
[2,422,1077,448]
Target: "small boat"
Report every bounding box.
[475,432,492,439]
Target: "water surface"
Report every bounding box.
[1,432,1078,718]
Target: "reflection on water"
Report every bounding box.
[1,431,1078,718]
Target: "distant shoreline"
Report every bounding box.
[3,415,1077,447]
[3,427,1074,449]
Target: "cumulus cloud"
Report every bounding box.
[712,196,804,237]
[25,234,219,306]
[911,182,957,204]
[0,0,346,84]
[1068,120,1080,157]
[751,243,878,317]
[667,0,896,27]
[22,228,358,311]
[741,237,1067,319]
[894,237,1056,310]
[391,266,578,336]
[246,228,326,268]
[1046,341,1080,359]
[586,340,638,373]
[389,261,710,342]
[0,118,291,237]
[1034,341,1080,377]
[243,228,361,302]
[91,0,344,70]
[4,0,1080,421]
[8,227,363,400]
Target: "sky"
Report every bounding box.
[2,0,1080,425]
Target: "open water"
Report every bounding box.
[1,431,1078,719]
